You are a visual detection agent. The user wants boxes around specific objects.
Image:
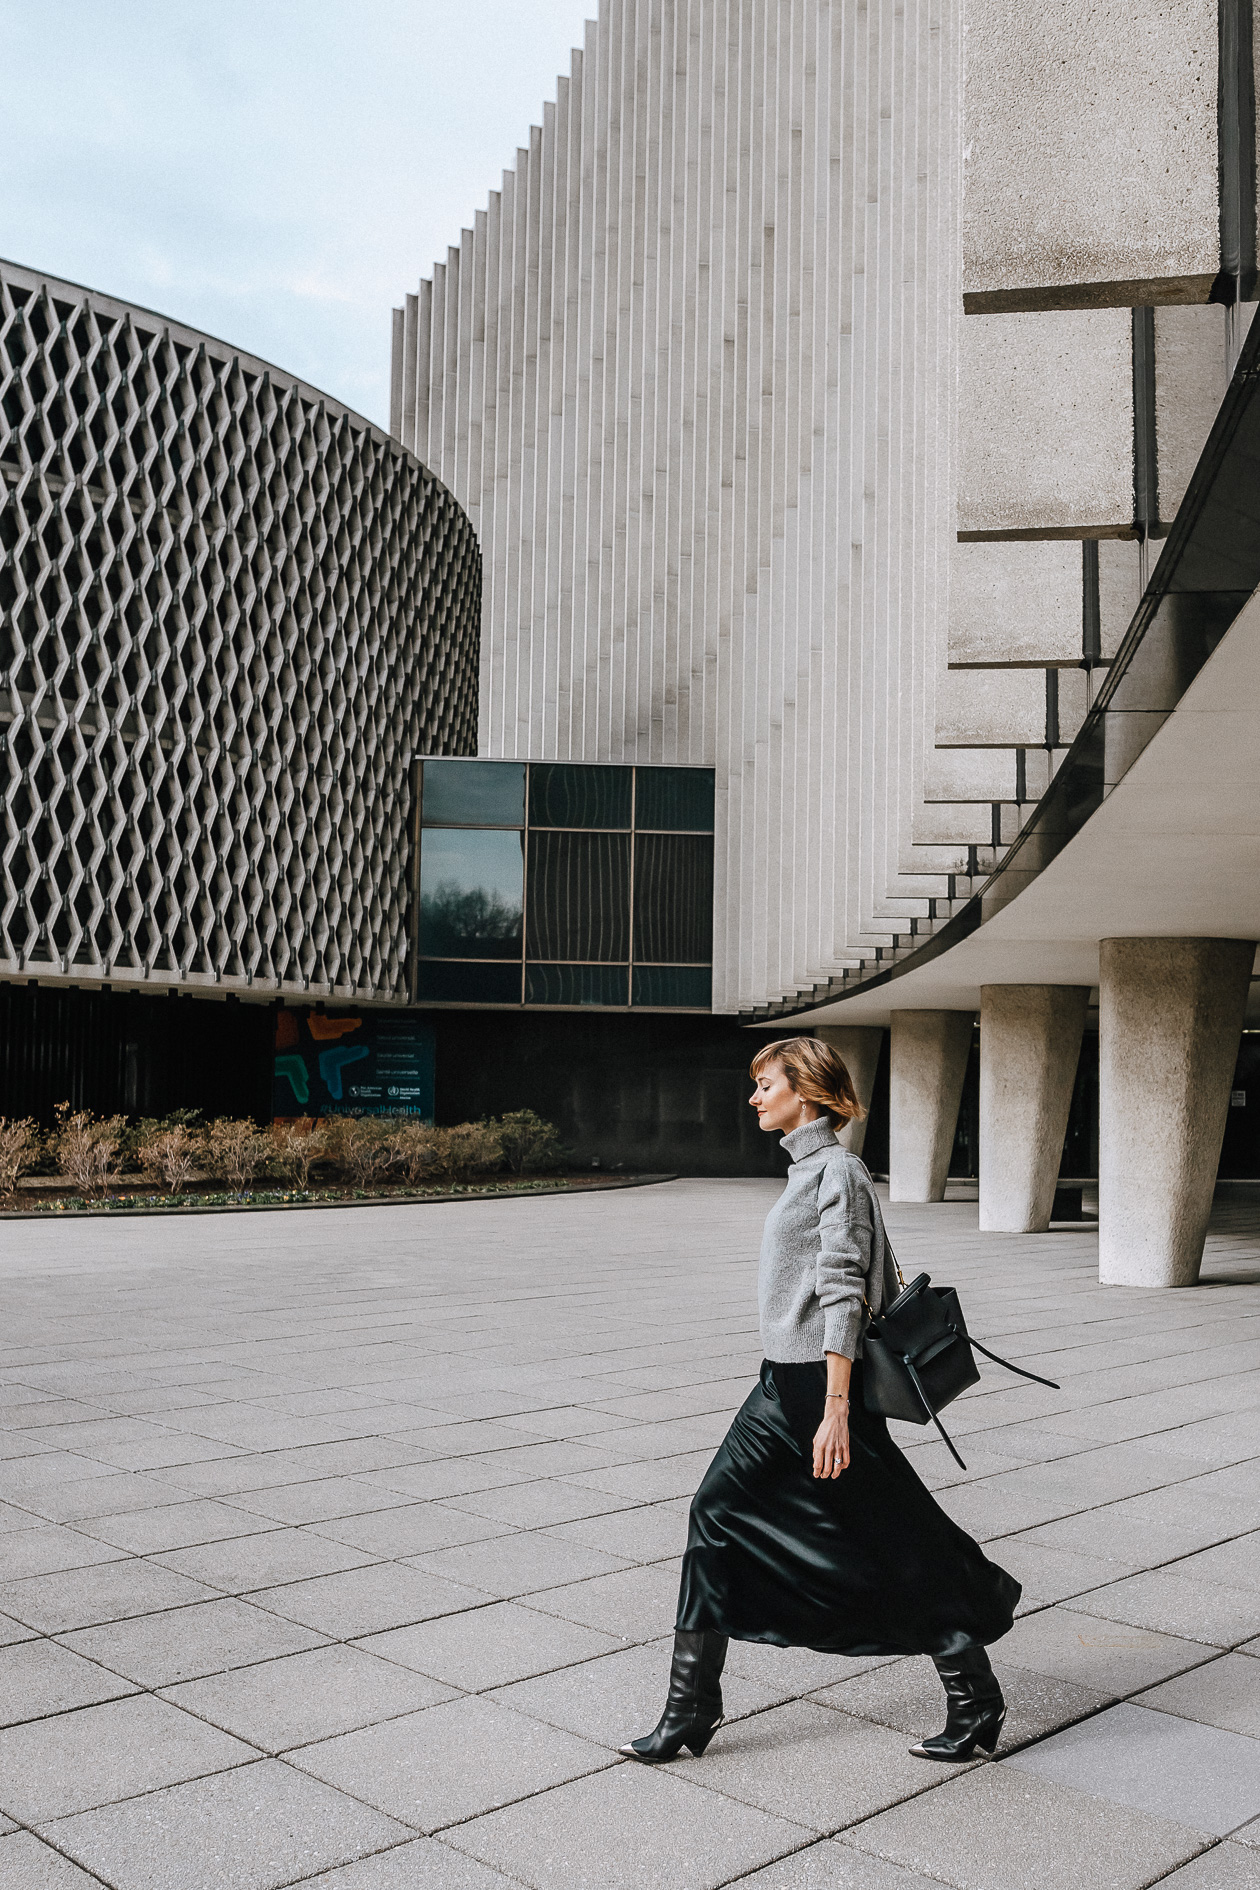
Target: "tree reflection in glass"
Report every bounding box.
[418,829,524,959]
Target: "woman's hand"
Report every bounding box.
[812,1402,850,1478]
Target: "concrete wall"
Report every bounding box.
[394,0,967,1015]
[949,540,1083,668]
[959,310,1135,534]
[963,0,1219,310]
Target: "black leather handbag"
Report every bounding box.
[862,1265,1059,1470]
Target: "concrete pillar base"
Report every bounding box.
[889,1011,974,1202]
[1099,937,1255,1287]
[979,986,1089,1233]
[814,1026,884,1157]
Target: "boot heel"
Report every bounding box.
[684,1715,723,1757]
[975,1707,1005,1755]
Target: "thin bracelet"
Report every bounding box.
[825,1393,848,1402]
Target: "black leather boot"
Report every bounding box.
[909,1646,1006,1761]
[620,1630,729,1762]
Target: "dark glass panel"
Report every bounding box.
[634,767,715,831]
[421,759,525,827]
[418,829,523,959]
[633,834,713,963]
[525,964,629,1007]
[415,960,522,1003]
[529,762,631,829]
[526,831,630,961]
[632,965,712,1008]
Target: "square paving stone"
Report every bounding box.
[309,1502,510,1558]
[408,1528,633,1596]
[291,1693,612,1829]
[160,1643,459,1750]
[523,1563,681,1641]
[0,1636,139,1725]
[678,1699,946,1832]
[0,1525,127,1581]
[221,1478,427,1526]
[444,1762,814,1890]
[490,1638,782,1747]
[354,1458,527,1502]
[443,1479,638,1528]
[359,1599,622,1690]
[153,1528,377,1594]
[1072,1570,1260,1648]
[1138,1653,1260,1737]
[844,1762,1207,1890]
[40,1756,411,1890]
[982,1536,1141,1606]
[9,1471,195,1524]
[249,1563,489,1637]
[1005,1701,1260,1837]
[559,1451,718,1504]
[1173,1535,1260,1597]
[296,1837,524,1887]
[0,1831,107,1887]
[544,1498,692,1564]
[70,1497,272,1554]
[810,1653,1108,1752]
[0,1693,255,1822]
[0,1556,222,1632]
[726,1640,897,1699]
[1153,1843,1260,1888]
[58,1596,327,1686]
[994,1603,1210,1695]
[727,1840,951,1888]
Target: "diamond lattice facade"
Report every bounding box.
[0,260,480,1005]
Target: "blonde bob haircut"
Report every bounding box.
[749,1036,866,1126]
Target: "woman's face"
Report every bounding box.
[750,1059,820,1133]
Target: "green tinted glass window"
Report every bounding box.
[632,966,713,1008]
[416,961,522,1003]
[422,759,525,827]
[525,964,630,1006]
[634,768,715,831]
[418,828,523,959]
[529,763,631,828]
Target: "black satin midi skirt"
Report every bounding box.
[675,1359,1020,1659]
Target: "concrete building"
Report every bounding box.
[392,0,1260,1279]
[0,260,481,1119]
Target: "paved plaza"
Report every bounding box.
[1,1181,1260,1890]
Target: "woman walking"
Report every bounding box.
[621,1036,1020,1766]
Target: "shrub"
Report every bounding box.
[497,1108,566,1173]
[202,1118,271,1192]
[49,1104,127,1196]
[430,1120,504,1180]
[386,1119,442,1187]
[122,1109,203,1170]
[269,1119,329,1191]
[135,1123,200,1194]
[330,1116,398,1188]
[0,1116,42,1195]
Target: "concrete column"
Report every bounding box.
[1099,938,1255,1287]
[979,986,1089,1233]
[889,1012,975,1202]
[813,1026,884,1157]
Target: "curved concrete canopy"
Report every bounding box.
[792,583,1260,1026]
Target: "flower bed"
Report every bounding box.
[0,1172,672,1218]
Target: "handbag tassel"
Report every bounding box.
[903,1355,969,1472]
[968,1337,1060,1392]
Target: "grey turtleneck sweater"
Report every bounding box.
[757,1117,901,1362]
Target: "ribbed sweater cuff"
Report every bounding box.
[822,1306,863,1360]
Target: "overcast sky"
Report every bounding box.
[0,1,595,426]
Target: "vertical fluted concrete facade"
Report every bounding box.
[978,986,1089,1233]
[394,0,962,1014]
[814,1026,884,1159]
[889,1011,974,1203]
[1099,939,1255,1287]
